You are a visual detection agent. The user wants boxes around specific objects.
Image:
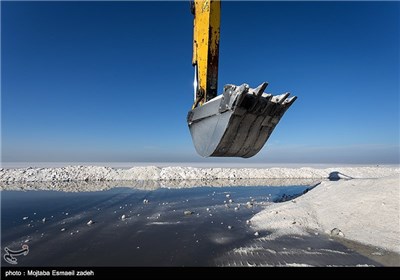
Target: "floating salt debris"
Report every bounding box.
[234,207,239,211]
[206,208,210,212]
[228,199,233,203]
[42,218,46,223]
[87,220,94,225]
[228,226,232,230]
[23,217,28,220]
[226,194,231,198]
[184,211,193,216]
[143,199,149,204]
[246,220,251,224]
[254,232,259,236]
[61,228,66,232]
[121,215,126,220]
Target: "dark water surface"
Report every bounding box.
[1,184,384,266]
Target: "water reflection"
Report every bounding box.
[1,182,380,267]
[1,184,310,266]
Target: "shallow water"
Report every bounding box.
[0,183,383,267]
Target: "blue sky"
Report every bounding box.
[1,1,399,164]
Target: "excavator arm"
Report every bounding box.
[191,0,220,108]
[188,0,297,158]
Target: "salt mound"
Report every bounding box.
[0,165,398,182]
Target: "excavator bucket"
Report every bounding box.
[187,82,296,158]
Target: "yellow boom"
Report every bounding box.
[191,0,220,108]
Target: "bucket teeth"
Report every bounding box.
[251,82,268,98]
[236,84,250,107]
[273,92,290,104]
[188,82,296,158]
[285,96,297,106]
